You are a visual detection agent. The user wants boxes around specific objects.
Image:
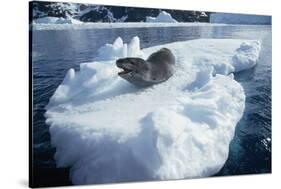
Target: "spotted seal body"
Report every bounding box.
[116,48,175,87]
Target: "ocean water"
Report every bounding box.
[31,25,271,186]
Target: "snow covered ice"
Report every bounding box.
[45,36,261,184]
[146,11,178,23]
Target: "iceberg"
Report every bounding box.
[146,11,178,23]
[45,36,261,184]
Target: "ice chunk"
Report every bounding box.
[96,37,127,60]
[146,11,178,23]
[45,37,261,184]
[232,41,261,72]
[96,37,143,61]
[128,36,142,57]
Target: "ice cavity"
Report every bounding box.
[146,11,178,23]
[45,36,261,184]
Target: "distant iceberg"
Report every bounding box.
[33,16,82,24]
[210,13,271,25]
[146,11,178,23]
[45,36,261,184]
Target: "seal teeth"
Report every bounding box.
[118,68,132,75]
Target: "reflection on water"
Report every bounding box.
[32,25,271,184]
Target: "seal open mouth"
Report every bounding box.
[117,66,132,75]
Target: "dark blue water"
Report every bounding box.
[31,25,271,186]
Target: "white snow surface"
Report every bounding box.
[33,16,83,24]
[45,37,261,184]
[146,11,178,23]
[210,13,271,25]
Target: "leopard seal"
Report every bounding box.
[116,48,175,87]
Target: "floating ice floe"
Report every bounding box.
[146,11,178,23]
[45,36,261,184]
